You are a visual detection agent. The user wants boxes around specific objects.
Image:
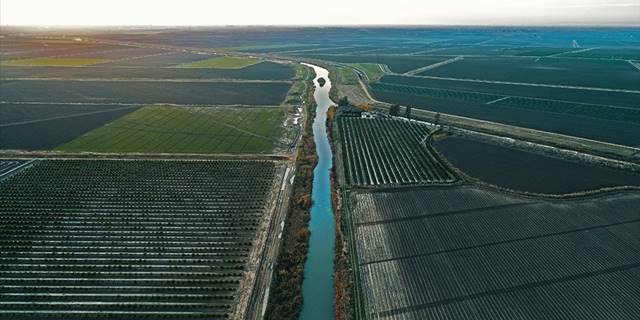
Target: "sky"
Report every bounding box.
[1,0,638,26]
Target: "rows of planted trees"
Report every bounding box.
[350,186,640,320]
[338,117,456,186]
[0,159,277,320]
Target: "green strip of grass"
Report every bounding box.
[178,56,261,69]
[1,57,111,67]
[56,105,284,154]
[349,63,385,80]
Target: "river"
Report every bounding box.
[299,63,336,320]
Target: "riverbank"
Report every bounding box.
[265,67,317,320]
[328,105,352,320]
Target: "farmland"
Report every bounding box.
[179,56,261,69]
[558,48,640,60]
[3,26,640,320]
[348,63,384,81]
[370,82,640,125]
[58,106,285,154]
[0,103,141,150]
[435,137,640,194]
[0,33,295,154]
[377,75,639,109]
[293,54,450,74]
[418,57,640,90]
[101,52,210,67]
[0,39,128,60]
[248,28,640,150]
[0,159,280,319]
[371,76,640,147]
[0,57,111,67]
[0,62,295,80]
[348,186,640,320]
[337,117,456,186]
[0,80,291,106]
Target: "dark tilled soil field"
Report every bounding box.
[434,137,640,194]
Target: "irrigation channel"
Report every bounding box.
[299,63,336,320]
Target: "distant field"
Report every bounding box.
[558,48,640,60]
[179,56,260,69]
[378,75,639,108]
[0,62,295,80]
[233,43,322,53]
[0,103,140,150]
[419,57,640,90]
[0,80,291,106]
[295,54,449,73]
[58,106,284,154]
[371,88,640,147]
[371,74,640,146]
[338,117,456,186]
[370,82,640,125]
[0,40,125,60]
[371,82,503,104]
[0,57,111,67]
[350,186,640,319]
[435,137,640,193]
[0,159,277,320]
[103,52,210,67]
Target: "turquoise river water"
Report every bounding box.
[299,63,336,320]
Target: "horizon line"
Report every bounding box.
[2,23,640,28]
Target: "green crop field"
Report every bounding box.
[57,105,285,154]
[0,57,111,67]
[179,56,261,69]
[349,63,385,80]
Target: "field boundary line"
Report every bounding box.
[401,74,640,94]
[485,96,511,104]
[94,51,174,65]
[0,151,289,161]
[0,106,139,127]
[0,77,293,84]
[548,47,598,58]
[0,101,282,109]
[403,56,463,76]
[627,60,640,72]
